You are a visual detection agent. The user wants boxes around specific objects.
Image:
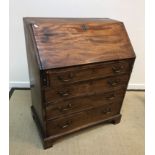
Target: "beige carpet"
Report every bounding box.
[9,90,144,155]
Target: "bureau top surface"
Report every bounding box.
[24,18,135,70]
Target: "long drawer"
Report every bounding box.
[45,89,125,120]
[44,74,129,103]
[46,103,120,136]
[45,60,132,87]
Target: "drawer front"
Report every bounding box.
[46,103,120,136]
[44,74,129,103]
[46,60,132,87]
[46,89,125,120]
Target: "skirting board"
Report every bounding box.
[9,81,30,91]
[127,84,145,90]
[9,81,145,90]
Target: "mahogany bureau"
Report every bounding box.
[23,18,135,149]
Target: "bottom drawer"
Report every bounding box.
[46,103,120,136]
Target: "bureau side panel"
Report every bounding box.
[23,19,46,136]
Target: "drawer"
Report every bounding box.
[46,103,120,136]
[46,89,125,120]
[46,60,132,87]
[44,74,129,103]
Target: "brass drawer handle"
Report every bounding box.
[107,79,120,86]
[112,65,124,73]
[101,107,112,115]
[58,104,72,112]
[58,121,72,129]
[58,73,74,82]
[58,90,70,97]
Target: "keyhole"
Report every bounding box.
[81,24,89,31]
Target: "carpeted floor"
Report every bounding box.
[9,90,144,155]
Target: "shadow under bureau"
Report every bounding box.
[23,18,135,149]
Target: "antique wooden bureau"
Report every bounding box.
[23,18,135,149]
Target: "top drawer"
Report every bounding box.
[44,59,133,88]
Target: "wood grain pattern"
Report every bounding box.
[46,103,120,136]
[23,17,136,149]
[45,59,132,87]
[45,89,125,120]
[24,18,135,69]
[23,18,46,135]
[44,74,129,103]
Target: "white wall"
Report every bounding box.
[9,0,145,89]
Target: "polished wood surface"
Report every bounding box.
[23,19,46,135]
[44,74,129,103]
[45,59,132,87]
[46,103,120,136]
[23,18,135,149]
[46,89,125,120]
[24,18,135,69]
